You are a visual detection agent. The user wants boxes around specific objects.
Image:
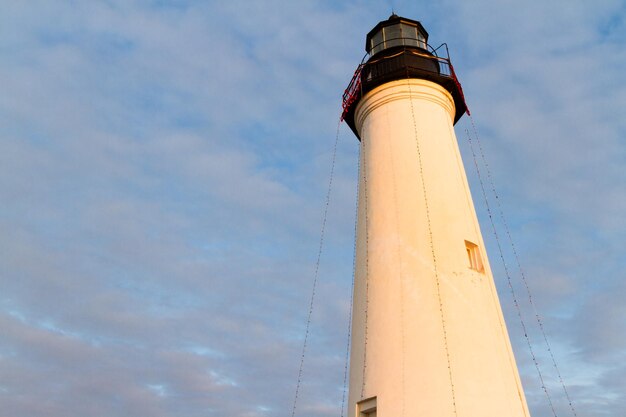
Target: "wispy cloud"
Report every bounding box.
[0,1,624,416]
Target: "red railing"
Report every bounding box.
[341,42,470,120]
[447,59,470,116]
[341,63,364,121]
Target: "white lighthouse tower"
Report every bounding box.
[342,15,531,417]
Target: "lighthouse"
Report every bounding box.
[343,15,531,417]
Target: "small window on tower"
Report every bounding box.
[357,396,377,417]
[465,240,484,273]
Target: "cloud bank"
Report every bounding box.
[0,1,624,416]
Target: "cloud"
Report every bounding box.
[0,1,624,416]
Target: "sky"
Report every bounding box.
[0,0,625,416]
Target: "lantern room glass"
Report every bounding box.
[369,22,428,55]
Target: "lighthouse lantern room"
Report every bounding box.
[342,15,468,139]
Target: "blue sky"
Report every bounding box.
[1,1,625,416]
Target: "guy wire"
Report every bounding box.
[291,119,341,417]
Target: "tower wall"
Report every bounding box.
[347,79,531,417]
